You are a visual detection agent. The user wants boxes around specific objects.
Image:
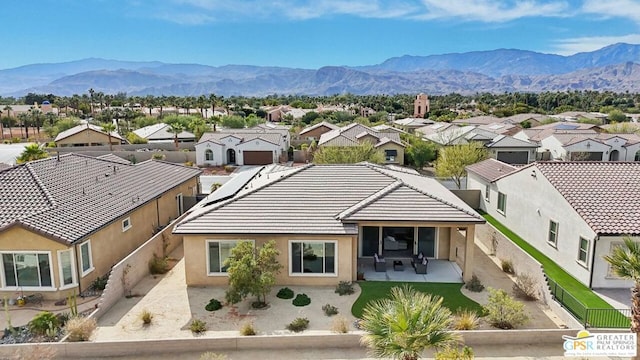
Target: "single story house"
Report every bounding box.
[298,121,339,141]
[392,118,434,133]
[466,159,640,289]
[54,123,127,147]
[174,163,485,287]
[0,153,201,300]
[318,123,406,164]
[132,123,196,144]
[539,133,640,161]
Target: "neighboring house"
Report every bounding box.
[132,123,196,144]
[466,160,640,289]
[392,117,434,133]
[502,113,549,128]
[550,111,607,123]
[195,125,290,166]
[174,163,485,287]
[318,123,406,164]
[452,116,501,126]
[484,135,539,164]
[415,122,456,137]
[54,123,127,147]
[298,121,339,141]
[540,133,640,161]
[423,125,476,146]
[0,153,201,300]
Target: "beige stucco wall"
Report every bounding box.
[183,234,355,287]
[56,129,119,147]
[378,142,405,164]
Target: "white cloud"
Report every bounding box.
[582,0,640,23]
[550,34,640,55]
[414,0,570,22]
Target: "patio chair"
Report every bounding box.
[373,253,386,272]
[414,258,427,274]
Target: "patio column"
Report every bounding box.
[462,226,475,282]
[448,227,456,261]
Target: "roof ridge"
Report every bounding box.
[24,162,58,209]
[335,180,403,220]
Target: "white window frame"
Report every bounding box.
[289,240,338,277]
[0,251,55,290]
[57,248,77,290]
[547,220,559,248]
[205,240,254,276]
[484,184,490,202]
[79,240,94,277]
[497,192,507,215]
[122,217,132,232]
[577,237,590,268]
[205,149,214,161]
[176,193,184,216]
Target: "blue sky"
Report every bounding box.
[1,0,639,70]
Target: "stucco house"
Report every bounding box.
[318,123,406,165]
[195,124,290,166]
[54,123,127,147]
[466,159,640,289]
[174,163,484,287]
[298,121,339,141]
[132,123,196,144]
[0,153,201,300]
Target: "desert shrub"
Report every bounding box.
[140,309,153,325]
[464,275,485,292]
[484,288,529,329]
[152,153,165,160]
[148,254,169,275]
[224,165,235,173]
[184,161,194,167]
[435,345,474,360]
[452,309,480,330]
[56,312,70,327]
[286,317,309,332]
[190,318,207,334]
[91,275,108,291]
[330,316,349,334]
[276,287,294,299]
[65,316,97,342]
[239,321,257,336]
[29,311,60,336]
[292,293,311,307]
[199,352,227,360]
[513,273,539,301]
[205,298,223,312]
[501,259,515,274]
[334,281,355,296]
[322,303,339,316]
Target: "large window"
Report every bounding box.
[547,220,559,247]
[291,241,336,275]
[79,240,94,276]
[207,240,250,275]
[1,252,52,288]
[385,149,398,162]
[58,249,76,288]
[205,149,214,161]
[497,192,507,214]
[578,237,589,267]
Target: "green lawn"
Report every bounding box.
[351,281,483,318]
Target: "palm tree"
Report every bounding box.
[3,105,12,138]
[359,285,459,360]
[101,122,117,152]
[88,88,95,118]
[17,143,49,164]
[603,236,640,360]
[167,123,185,150]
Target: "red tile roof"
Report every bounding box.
[466,159,519,182]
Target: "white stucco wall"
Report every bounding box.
[592,235,637,289]
[195,142,224,166]
[564,140,609,161]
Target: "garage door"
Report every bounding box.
[496,151,529,165]
[243,151,273,165]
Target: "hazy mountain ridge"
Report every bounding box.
[2,43,640,97]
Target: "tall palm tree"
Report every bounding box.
[17,143,49,164]
[101,122,117,152]
[359,285,459,360]
[167,123,185,150]
[603,236,640,360]
[3,105,12,138]
[88,88,95,118]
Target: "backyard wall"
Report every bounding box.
[51,149,197,164]
[451,189,481,210]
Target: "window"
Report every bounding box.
[290,241,336,275]
[1,252,52,288]
[122,217,132,232]
[385,149,398,162]
[547,221,559,247]
[497,192,507,214]
[58,249,76,288]
[207,240,251,275]
[635,150,640,162]
[484,184,490,202]
[79,240,94,276]
[176,193,184,216]
[578,237,589,266]
[205,149,214,161]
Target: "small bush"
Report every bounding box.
[91,275,108,291]
[452,309,480,330]
[205,298,223,311]
[152,153,165,160]
[148,254,169,275]
[513,273,539,301]
[56,312,70,327]
[322,304,339,316]
[190,318,207,334]
[224,165,235,173]
[330,316,349,334]
[501,259,515,274]
[29,311,60,336]
[140,309,153,325]
[464,275,485,292]
[292,293,311,307]
[239,321,257,336]
[435,345,474,360]
[286,317,309,332]
[276,287,294,299]
[334,281,355,296]
[65,316,97,342]
[484,288,529,329]
[184,161,194,167]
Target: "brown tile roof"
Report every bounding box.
[535,162,640,235]
[466,159,519,182]
[0,153,201,244]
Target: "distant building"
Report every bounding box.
[132,123,196,144]
[413,93,430,118]
[54,123,127,147]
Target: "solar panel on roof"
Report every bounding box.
[555,124,579,130]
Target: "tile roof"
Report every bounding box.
[486,135,539,149]
[132,123,196,141]
[318,123,402,147]
[452,116,501,125]
[465,159,519,182]
[175,164,483,235]
[96,154,132,165]
[534,162,640,235]
[54,123,125,142]
[0,154,201,244]
[299,121,339,135]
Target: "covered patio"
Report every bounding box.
[358,257,463,283]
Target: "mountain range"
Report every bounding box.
[2,43,640,97]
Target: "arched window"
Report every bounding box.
[205,149,213,161]
[635,150,640,162]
